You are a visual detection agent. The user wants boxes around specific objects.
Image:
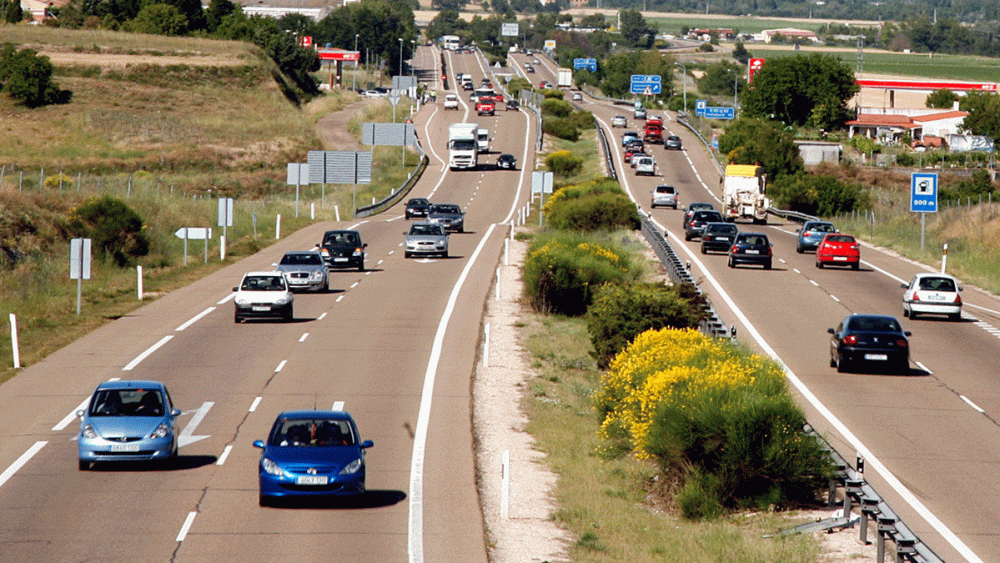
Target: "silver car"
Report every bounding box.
[273,251,328,292]
[651,185,678,209]
[428,203,465,233]
[404,222,449,258]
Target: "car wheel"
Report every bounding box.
[903,308,909,318]
[764,260,772,270]
[442,250,449,258]
[836,357,849,373]
[700,245,707,255]
[684,234,692,241]
[78,459,90,471]
[259,494,272,508]
[829,355,837,368]
[796,246,803,254]
[358,261,364,272]
[897,361,911,375]
[816,261,823,269]
[650,203,656,209]
[909,310,918,320]
[672,204,678,210]
[727,257,735,268]
[852,262,860,271]
[284,308,293,323]
[234,310,242,323]
[949,312,961,321]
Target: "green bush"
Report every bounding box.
[569,109,595,130]
[543,118,580,142]
[676,470,724,520]
[545,149,584,175]
[544,178,641,231]
[770,172,869,216]
[523,231,638,316]
[68,196,150,267]
[0,44,70,107]
[587,282,709,369]
[542,98,573,117]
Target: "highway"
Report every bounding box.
[515,52,1000,563]
[0,45,528,563]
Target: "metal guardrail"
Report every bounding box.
[594,114,617,181]
[354,147,429,219]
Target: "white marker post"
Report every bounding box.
[137,266,143,301]
[9,313,19,369]
[275,214,281,239]
[941,243,948,273]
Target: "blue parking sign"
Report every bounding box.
[910,172,938,213]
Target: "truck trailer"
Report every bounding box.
[448,123,479,170]
[557,67,573,88]
[721,164,769,224]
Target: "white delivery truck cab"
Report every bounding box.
[476,128,490,153]
[448,123,479,170]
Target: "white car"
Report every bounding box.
[233,271,294,323]
[651,185,678,208]
[634,156,655,176]
[901,272,963,321]
[443,94,459,110]
[572,91,582,101]
[611,115,627,128]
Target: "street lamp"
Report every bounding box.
[674,62,687,115]
[353,34,359,91]
[398,37,403,78]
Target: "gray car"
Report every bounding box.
[684,210,725,241]
[428,203,465,233]
[700,222,739,254]
[651,185,678,209]
[404,222,449,258]
[273,251,328,292]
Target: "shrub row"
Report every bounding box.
[543,177,640,231]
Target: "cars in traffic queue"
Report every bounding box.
[233,271,294,322]
[633,107,647,120]
[405,197,431,219]
[427,203,465,232]
[443,94,459,110]
[77,380,181,470]
[815,233,860,270]
[700,222,739,254]
[497,153,517,170]
[539,80,550,89]
[681,202,716,228]
[624,139,645,153]
[320,230,366,271]
[254,410,374,506]
[684,209,724,241]
[404,222,449,258]
[634,155,655,176]
[664,135,683,150]
[273,251,329,292]
[572,91,583,101]
[795,220,837,253]
[611,115,627,128]
[828,314,911,374]
[650,185,678,209]
[525,65,535,73]
[462,81,474,91]
[901,273,963,320]
[621,131,640,146]
[727,232,773,269]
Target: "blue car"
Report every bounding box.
[795,220,837,253]
[77,380,181,470]
[254,410,374,506]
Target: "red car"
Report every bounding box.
[816,233,860,270]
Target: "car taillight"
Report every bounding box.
[843,335,858,345]
[954,294,962,304]
[730,245,739,253]
[897,339,909,348]
[912,293,920,302]
[803,231,812,237]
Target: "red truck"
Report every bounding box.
[642,116,663,144]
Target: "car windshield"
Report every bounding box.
[707,224,737,234]
[918,277,957,292]
[89,389,165,417]
[848,317,902,333]
[241,275,286,291]
[408,199,428,207]
[808,223,835,233]
[280,253,322,266]
[410,224,443,236]
[323,232,360,246]
[825,235,854,243]
[430,205,460,214]
[270,418,356,447]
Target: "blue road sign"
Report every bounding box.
[703,106,735,119]
[630,74,662,95]
[911,172,938,213]
[695,99,707,116]
[573,58,597,72]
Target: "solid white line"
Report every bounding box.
[960,395,985,413]
[175,307,215,331]
[249,397,262,412]
[830,295,841,302]
[0,441,47,489]
[409,223,497,563]
[175,511,197,542]
[916,361,934,375]
[299,333,309,342]
[122,335,173,371]
[216,445,233,466]
[275,360,287,372]
[216,293,236,305]
[53,397,91,431]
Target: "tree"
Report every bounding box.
[3,0,24,22]
[619,9,655,48]
[732,41,750,64]
[432,0,463,10]
[128,4,188,35]
[926,88,957,109]
[427,10,466,40]
[740,54,858,130]
[698,61,745,97]
[718,118,803,182]
[960,91,1000,139]
[205,0,237,32]
[580,13,605,29]
[0,44,70,107]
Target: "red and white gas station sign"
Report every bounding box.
[748,58,765,82]
[298,36,313,49]
[317,49,360,62]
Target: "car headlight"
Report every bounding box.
[235,297,249,306]
[261,457,283,476]
[275,297,290,305]
[340,458,363,475]
[310,271,323,280]
[81,424,98,439]
[149,423,172,439]
[352,247,363,256]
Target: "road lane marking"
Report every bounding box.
[350,282,359,289]
[318,312,327,321]
[830,295,841,302]
[176,511,197,542]
[299,333,309,342]
[960,395,985,413]
[336,295,344,302]
[332,401,345,411]
[915,361,933,375]
[217,293,236,305]
[175,307,215,331]
[249,397,262,412]
[178,402,213,447]
[275,360,286,372]
[122,335,173,371]
[0,441,47,489]
[217,445,233,466]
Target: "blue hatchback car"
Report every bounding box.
[77,380,181,470]
[254,410,374,506]
[795,220,837,253]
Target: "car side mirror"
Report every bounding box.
[361,440,374,449]
[900,283,908,289]
[363,243,368,248]
[253,440,265,449]
[827,328,835,334]
[171,409,182,417]
[904,331,912,337]
[795,229,801,233]
[77,409,85,418]
[271,263,277,268]
[232,287,238,292]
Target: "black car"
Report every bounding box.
[405,198,431,219]
[664,135,683,150]
[681,202,715,228]
[828,314,911,374]
[506,99,520,110]
[684,209,724,241]
[320,230,366,271]
[497,154,517,170]
[727,232,772,269]
[700,222,738,254]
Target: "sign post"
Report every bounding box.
[630,75,662,96]
[911,172,938,252]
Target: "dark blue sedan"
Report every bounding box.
[254,410,373,506]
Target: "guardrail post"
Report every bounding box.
[896,537,916,562]
[877,515,896,562]
[860,497,879,545]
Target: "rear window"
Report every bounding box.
[918,277,956,292]
[706,223,737,234]
[655,186,675,194]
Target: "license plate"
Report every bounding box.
[110,444,140,452]
[833,256,847,261]
[296,475,327,485]
[927,294,945,301]
[865,354,888,361]
[333,257,348,262]
[252,306,270,312]
[746,249,759,254]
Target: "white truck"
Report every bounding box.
[476,128,490,153]
[557,67,573,88]
[448,123,479,170]
[721,164,769,224]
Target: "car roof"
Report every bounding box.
[275,410,355,422]
[912,272,956,280]
[283,250,319,255]
[94,380,166,391]
[244,270,284,277]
